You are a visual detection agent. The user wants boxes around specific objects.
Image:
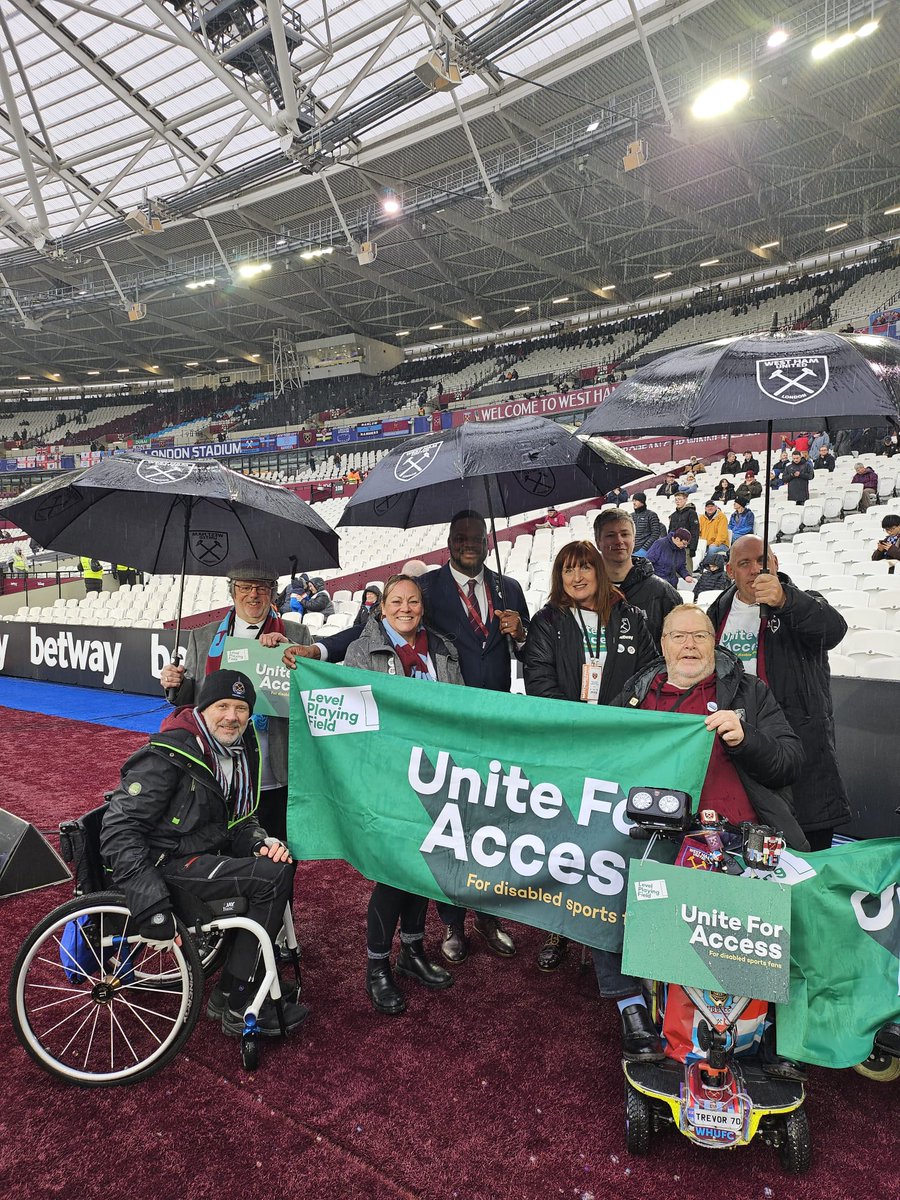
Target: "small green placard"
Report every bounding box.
[221,637,292,718]
[622,859,792,1003]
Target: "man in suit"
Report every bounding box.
[160,559,312,842]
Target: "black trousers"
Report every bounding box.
[367,883,428,956]
[160,853,294,983]
[257,785,288,843]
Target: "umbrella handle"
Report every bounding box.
[165,651,182,706]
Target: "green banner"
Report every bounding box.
[222,637,292,718]
[286,659,714,952]
[776,838,900,1068]
[622,859,792,1003]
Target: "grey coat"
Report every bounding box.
[345,616,464,685]
[170,614,311,787]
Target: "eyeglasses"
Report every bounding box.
[664,630,712,645]
[233,583,272,595]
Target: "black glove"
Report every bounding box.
[137,908,176,943]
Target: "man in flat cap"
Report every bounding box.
[160,559,312,840]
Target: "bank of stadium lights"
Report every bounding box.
[185,361,199,367]
[514,305,530,313]
[236,262,272,280]
[653,271,673,280]
[759,240,780,250]
[299,246,334,261]
[396,330,410,337]
[552,296,570,304]
[86,370,100,376]
[690,78,750,120]
[825,222,849,232]
[767,28,789,48]
[186,278,215,291]
[699,258,720,267]
[884,204,900,217]
[811,19,878,60]
[586,120,600,133]
[382,191,402,216]
[428,324,444,330]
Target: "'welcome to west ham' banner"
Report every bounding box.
[286,660,713,952]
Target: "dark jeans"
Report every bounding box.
[84,579,102,593]
[161,852,294,984]
[257,785,288,843]
[591,948,642,1000]
[367,884,428,956]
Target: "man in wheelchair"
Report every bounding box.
[100,669,309,1037]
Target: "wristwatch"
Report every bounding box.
[149,912,168,927]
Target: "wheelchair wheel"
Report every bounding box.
[132,925,225,987]
[778,1108,811,1174]
[853,1049,900,1082]
[9,890,203,1087]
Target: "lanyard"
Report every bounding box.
[456,578,495,640]
[574,607,602,657]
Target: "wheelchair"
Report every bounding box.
[8,804,301,1087]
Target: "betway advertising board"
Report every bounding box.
[0,621,179,694]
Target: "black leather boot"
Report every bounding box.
[366,958,406,1015]
[396,939,454,989]
[620,1003,665,1061]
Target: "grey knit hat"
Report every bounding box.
[226,559,278,587]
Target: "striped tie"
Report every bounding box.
[467,579,485,639]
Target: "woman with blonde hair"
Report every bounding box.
[523,540,656,970]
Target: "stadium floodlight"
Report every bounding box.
[833,31,856,50]
[825,222,849,232]
[857,20,879,37]
[396,330,410,337]
[215,357,229,363]
[382,191,402,216]
[884,204,900,216]
[767,28,789,48]
[811,39,835,60]
[552,296,570,304]
[699,258,720,267]
[514,305,530,313]
[653,271,673,280]
[237,262,272,280]
[690,78,750,120]
[759,240,780,249]
[186,278,216,290]
[116,368,129,373]
[185,361,199,367]
[428,324,444,330]
[469,315,483,321]
[16,375,31,380]
[86,370,100,376]
[586,120,600,132]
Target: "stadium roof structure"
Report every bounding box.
[0,0,897,385]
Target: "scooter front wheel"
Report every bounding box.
[778,1108,811,1174]
[625,1081,652,1155]
[853,1048,900,1082]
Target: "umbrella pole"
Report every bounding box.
[166,498,192,704]
[762,420,773,571]
[482,476,506,607]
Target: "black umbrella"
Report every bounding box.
[0,452,340,675]
[337,415,645,593]
[579,331,900,570]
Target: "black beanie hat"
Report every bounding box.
[196,669,256,713]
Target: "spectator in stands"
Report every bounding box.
[814,444,836,472]
[699,500,730,564]
[793,434,811,458]
[79,555,104,594]
[345,574,458,1015]
[693,552,729,601]
[597,603,806,1063]
[656,472,680,498]
[100,669,309,1039]
[667,492,700,569]
[523,540,656,972]
[711,476,736,505]
[741,452,760,475]
[346,468,362,485]
[735,471,763,505]
[729,498,754,540]
[593,510,682,648]
[678,472,699,495]
[720,450,741,476]
[534,506,567,530]
[604,484,629,506]
[808,431,831,460]
[646,528,694,589]
[782,450,814,504]
[159,560,313,842]
[115,564,138,586]
[292,576,334,619]
[872,515,900,565]
[353,584,382,626]
[851,461,879,511]
[770,449,791,487]
[707,536,849,850]
[630,492,665,554]
[882,431,900,458]
[277,573,309,614]
[688,455,707,475]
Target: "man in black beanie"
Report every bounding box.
[101,669,309,1037]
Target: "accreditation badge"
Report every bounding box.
[581,659,603,704]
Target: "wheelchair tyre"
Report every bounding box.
[133,924,225,987]
[778,1108,811,1174]
[9,890,204,1087]
[241,1031,259,1072]
[625,1082,652,1155]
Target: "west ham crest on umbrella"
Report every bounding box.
[393,442,443,481]
[756,355,830,404]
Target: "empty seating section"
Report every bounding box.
[829,264,900,327]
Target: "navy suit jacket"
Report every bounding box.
[420,563,529,692]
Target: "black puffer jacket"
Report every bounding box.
[523,600,656,705]
[616,556,682,647]
[667,502,700,553]
[612,647,809,850]
[100,715,265,920]
[632,505,666,553]
[706,577,850,833]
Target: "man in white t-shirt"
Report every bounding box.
[706,535,849,850]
